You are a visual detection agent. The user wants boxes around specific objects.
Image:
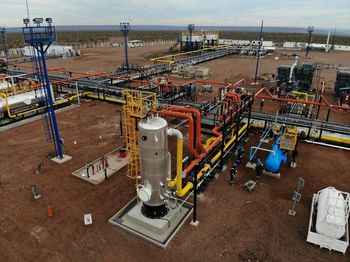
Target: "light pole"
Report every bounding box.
[187,24,195,51]
[120,22,130,69]
[305,26,314,58]
[22,17,69,161]
[0,27,8,59]
[253,20,264,84]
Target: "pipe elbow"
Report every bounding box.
[167,128,183,140]
[177,182,193,197]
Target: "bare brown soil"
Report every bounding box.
[1,46,350,261]
[20,45,172,73]
[1,100,349,261]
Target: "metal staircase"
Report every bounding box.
[122,90,157,179]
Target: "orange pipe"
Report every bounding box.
[224,98,233,109]
[257,95,326,106]
[225,92,241,102]
[183,123,223,174]
[164,106,207,153]
[157,110,201,159]
[223,101,229,111]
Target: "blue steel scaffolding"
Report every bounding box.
[22,18,64,159]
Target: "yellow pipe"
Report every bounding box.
[251,122,350,145]
[166,128,192,197]
[211,123,248,164]
[204,137,216,148]
[177,182,193,197]
[177,123,249,197]
[176,138,184,193]
[86,93,126,104]
[0,91,91,118]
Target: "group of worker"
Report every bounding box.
[229,144,299,186]
[229,143,263,186]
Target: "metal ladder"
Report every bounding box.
[122,90,157,180]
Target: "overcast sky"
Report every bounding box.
[1,0,349,28]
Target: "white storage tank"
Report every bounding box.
[181,35,203,42]
[316,187,347,239]
[138,117,169,218]
[205,34,218,41]
[0,88,49,116]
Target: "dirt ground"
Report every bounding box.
[1,46,350,261]
[21,45,172,73]
[0,100,349,262]
[18,45,350,124]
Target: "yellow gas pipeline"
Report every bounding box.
[171,122,248,197]
[0,91,91,118]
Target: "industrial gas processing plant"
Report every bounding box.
[1,6,350,262]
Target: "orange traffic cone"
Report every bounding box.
[47,206,54,218]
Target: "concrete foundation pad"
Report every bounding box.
[125,203,170,235]
[288,209,296,216]
[71,147,127,185]
[190,220,200,227]
[245,162,256,169]
[51,154,72,164]
[109,197,193,248]
[263,170,281,179]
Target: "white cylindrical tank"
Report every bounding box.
[0,88,47,115]
[181,35,203,42]
[316,187,347,239]
[205,34,218,41]
[138,117,169,218]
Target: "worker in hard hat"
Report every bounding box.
[236,143,245,164]
[291,148,298,168]
[230,162,238,185]
[260,99,265,112]
[256,158,264,182]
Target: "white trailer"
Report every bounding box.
[283,42,296,48]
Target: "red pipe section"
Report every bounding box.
[255,87,273,98]
[225,92,241,101]
[157,110,201,159]
[183,125,223,174]
[164,106,207,153]
[257,95,326,107]
[183,96,254,175]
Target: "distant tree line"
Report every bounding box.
[2,30,350,49]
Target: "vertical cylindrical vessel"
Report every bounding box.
[138,117,168,218]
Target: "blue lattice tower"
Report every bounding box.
[306,26,314,58]
[0,27,8,59]
[120,22,130,69]
[187,24,195,51]
[22,18,64,159]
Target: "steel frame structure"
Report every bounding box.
[22,18,64,159]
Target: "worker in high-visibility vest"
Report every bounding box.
[230,163,238,185]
